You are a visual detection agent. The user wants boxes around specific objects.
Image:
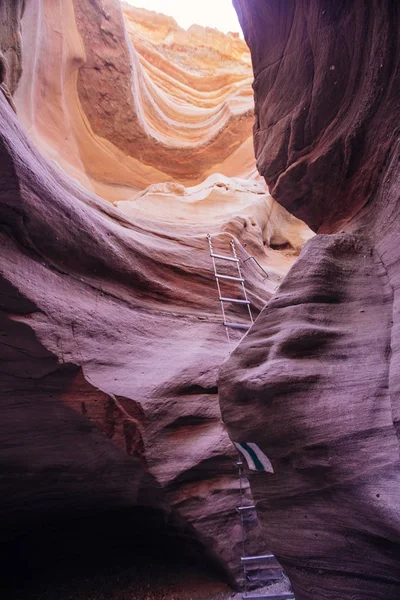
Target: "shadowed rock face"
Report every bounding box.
[0,276,232,595]
[220,2,400,599]
[233,0,400,234]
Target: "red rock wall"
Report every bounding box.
[220,1,400,599]
[233,0,400,233]
[0,0,316,594]
[0,0,307,591]
[0,95,237,590]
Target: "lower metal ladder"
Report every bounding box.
[207,234,294,600]
[237,460,295,600]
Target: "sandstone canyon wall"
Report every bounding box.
[220,1,400,599]
[0,0,311,596]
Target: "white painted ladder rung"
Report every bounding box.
[241,554,275,564]
[237,505,256,512]
[224,322,249,330]
[215,273,244,282]
[242,594,295,600]
[211,252,239,262]
[220,296,250,304]
[207,235,254,351]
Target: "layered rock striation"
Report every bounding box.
[220,2,400,599]
[14,0,255,196]
[0,0,312,594]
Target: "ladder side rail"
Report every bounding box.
[243,255,269,280]
[230,241,254,325]
[238,458,247,594]
[207,235,232,348]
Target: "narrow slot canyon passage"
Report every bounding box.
[1,1,399,600]
[3,1,299,598]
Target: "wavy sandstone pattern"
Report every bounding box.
[220,2,400,599]
[1,0,312,594]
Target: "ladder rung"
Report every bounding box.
[242,594,294,600]
[241,554,275,564]
[219,296,250,304]
[215,273,244,282]
[224,322,249,330]
[211,252,238,262]
[237,505,256,512]
[246,573,284,583]
[245,565,282,573]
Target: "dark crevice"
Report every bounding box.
[270,241,293,251]
[2,506,235,597]
[165,414,216,429]
[178,384,218,396]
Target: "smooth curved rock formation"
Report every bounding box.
[13,0,310,248]
[0,98,234,593]
[13,0,254,197]
[0,0,312,594]
[220,2,400,599]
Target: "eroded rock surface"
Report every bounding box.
[220,2,400,599]
[0,0,312,592]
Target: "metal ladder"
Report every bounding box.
[207,234,294,600]
[206,234,253,349]
[237,461,295,600]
